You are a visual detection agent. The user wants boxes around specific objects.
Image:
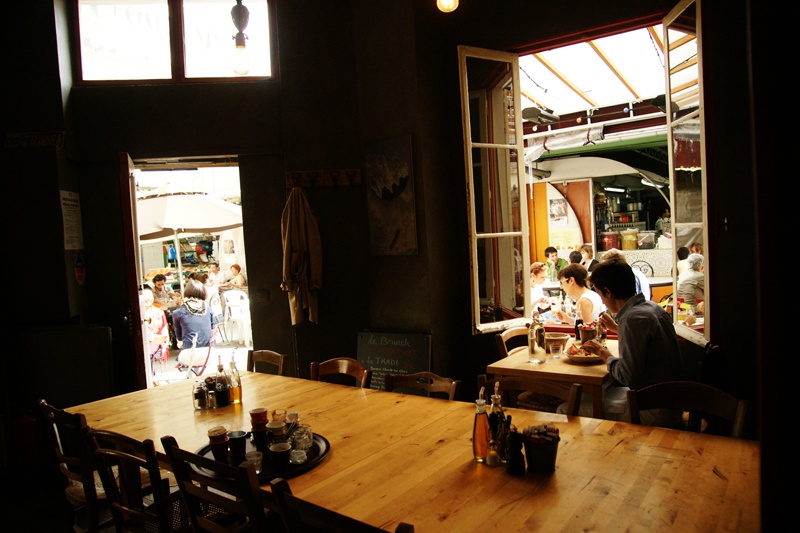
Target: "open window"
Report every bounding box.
[459,0,709,340]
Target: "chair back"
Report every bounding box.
[88,429,189,532]
[37,398,113,532]
[270,478,414,533]
[495,326,529,358]
[247,349,287,376]
[310,357,372,388]
[384,371,461,401]
[476,375,583,416]
[160,435,279,532]
[626,380,749,438]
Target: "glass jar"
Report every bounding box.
[621,229,639,250]
[601,231,619,251]
[192,380,208,410]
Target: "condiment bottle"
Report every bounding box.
[473,387,490,463]
[228,352,242,404]
[215,355,231,407]
[488,382,507,463]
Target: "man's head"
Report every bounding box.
[544,246,559,263]
[687,253,704,272]
[662,208,671,218]
[677,246,690,260]
[588,259,636,312]
[569,250,582,263]
[209,262,219,273]
[153,274,167,290]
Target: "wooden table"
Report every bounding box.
[67,372,760,532]
[487,339,616,418]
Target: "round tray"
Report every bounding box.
[195,433,330,483]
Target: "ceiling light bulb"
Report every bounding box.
[437,0,459,13]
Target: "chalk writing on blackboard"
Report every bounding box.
[357,332,430,391]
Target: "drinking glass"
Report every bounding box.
[549,343,563,360]
[290,425,313,464]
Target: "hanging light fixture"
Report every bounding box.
[437,0,459,13]
[231,0,250,75]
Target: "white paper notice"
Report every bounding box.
[60,190,84,250]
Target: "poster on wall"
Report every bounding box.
[549,198,568,225]
[60,190,84,250]
[364,135,418,255]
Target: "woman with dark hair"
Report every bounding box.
[554,263,605,324]
[173,280,215,372]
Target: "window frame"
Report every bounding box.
[70,0,279,85]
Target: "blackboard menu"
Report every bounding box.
[357,331,430,391]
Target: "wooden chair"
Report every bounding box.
[87,429,190,532]
[247,349,287,376]
[160,435,282,532]
[626,381,749,438]
[310,357,372,388]
[37,398,114,533]
[270,478,414,533]
[383,371,461,401]
[495,326,529,358]
[476,375,583,416]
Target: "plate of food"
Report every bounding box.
[565,343,604,364]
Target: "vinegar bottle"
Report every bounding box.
[214,355,231,407]
[473,387,490,463]
[228,352,242,404]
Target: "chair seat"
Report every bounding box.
[516,391,564,412]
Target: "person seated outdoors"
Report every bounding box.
[690,241,703,255]
[562,259,683,426]
[544,246,569,281]
[600,248,651,301]
[677,253,705,311]
[568,250,582,264]
[207,262,227,285]
[579,244,599,272]
[529,262,551,314]
[140,289,169,376]
[219,263,247,291]
[676,246,690,276]
[151,273,180,310]
[173,280,216,374]
[554,263,606,325]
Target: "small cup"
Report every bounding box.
[249,407,269,424]
[269,442,292,472]
[266,421,286,439]
[228,430,248,460]
[271,409,287,423]
[251,428,270,452]
[549,343,563,360]
[207,426,228,444]
[245,451,263,474]
[289,449,307,465]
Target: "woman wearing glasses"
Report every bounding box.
[554,263,605,324]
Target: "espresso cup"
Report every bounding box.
[269,442,292,472]
[228,430,248,460]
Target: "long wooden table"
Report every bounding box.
[67,372,760,532]
[487,339,615,418]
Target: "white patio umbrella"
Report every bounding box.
[137,184,243,294]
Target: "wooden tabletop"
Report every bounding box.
[68,372,760,532]
[487,339,615,386]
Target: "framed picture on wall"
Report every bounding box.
[364,135,418,255]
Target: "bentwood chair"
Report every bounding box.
[310,357,372,388]
[37,398,114,533]
[270,478,414,533]
[383,371,461,401]
[247,349,287,376]
[160,436,282,532]
[626,381,750,438]
[495,326,530,358]
[88,429,190,532]
[477,375,583,416]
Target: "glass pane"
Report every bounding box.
[465,56,513,144]
[672,117,703,223]
[478,235,524,324]
[472,147,521,234]
[79,0,172,80]
[184,0,272,78]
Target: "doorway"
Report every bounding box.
[132,161,253,386]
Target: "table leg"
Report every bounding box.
[590,384,605,418]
